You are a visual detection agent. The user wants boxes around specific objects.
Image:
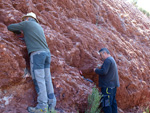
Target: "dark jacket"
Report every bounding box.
[95,56,120,88]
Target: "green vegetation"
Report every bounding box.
[131,0,138,6]
[51,110,57,113]
[143,106,149,113]
[130,0,150,17]
[139,8,150,17]
[85,86,102,113]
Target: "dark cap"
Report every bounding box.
[99,48,110,54]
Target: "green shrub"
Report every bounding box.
[85,86,102,113]
[143,106,150,113]
[131,0,138,6]
[139,8,150,17]
[130,0,150,17]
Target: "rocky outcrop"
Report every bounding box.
[0,0,150,112]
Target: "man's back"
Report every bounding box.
[7,20,49,54]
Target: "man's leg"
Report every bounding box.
[44,52,56,111]
[29,51,48,112]
[45,68,56,110]
[101,88,112,113]
[112,88,118,113]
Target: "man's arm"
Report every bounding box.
[95,59,111,76]
[7,22,25,34]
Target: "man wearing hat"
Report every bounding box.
[7,12,56,113]
[94,48,120,113]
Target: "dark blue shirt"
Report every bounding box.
[95,56,120,88]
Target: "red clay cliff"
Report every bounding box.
[0,0,150,112]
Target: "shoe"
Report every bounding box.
[48,109,57,113]
[27,106,47,113]
[48,105,56,113]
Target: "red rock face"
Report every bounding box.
[0,0,150,112]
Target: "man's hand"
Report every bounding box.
[79,70,83,75]
[94,68,97,72]
[17,32,24,38]
[97,64,102,69]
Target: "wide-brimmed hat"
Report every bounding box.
[22,12,39,23]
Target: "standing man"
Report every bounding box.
[7,12,56,113]
[94,48,120,113]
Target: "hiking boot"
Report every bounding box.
[27,106,47,113]
[48,105,56,113]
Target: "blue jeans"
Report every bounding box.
[30,51,56,110]
[101,87,118,113]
